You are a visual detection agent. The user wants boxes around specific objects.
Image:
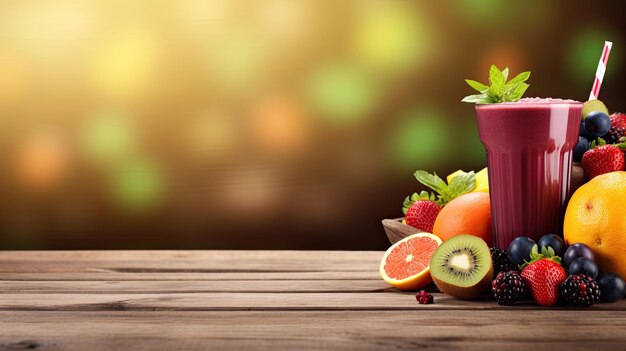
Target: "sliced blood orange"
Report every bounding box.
[379,233,442,290]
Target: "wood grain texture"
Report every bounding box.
[1,250,625,351]
[382,218,420,244]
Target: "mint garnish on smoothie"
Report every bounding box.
[462,65,531,104]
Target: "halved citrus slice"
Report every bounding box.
[379,233,442,290]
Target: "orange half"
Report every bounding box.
[379,233,442,290]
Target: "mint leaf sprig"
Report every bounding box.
[412,170,476,207]
[462,65,531,104]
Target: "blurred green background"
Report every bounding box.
[0,0,624,250]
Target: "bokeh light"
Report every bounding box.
[0,53,28,106]
[258,0,311,44]
[450,0,509,26]
[81,111,137,165]
[12,129,70,192]
[87,27,162,99]
[185,110,238,160]
[388,107,453,168]
[567,27,620,87]
[477,44,528,81]
[205,30,268,91]
[307,63,378,124]
[177,0,232,38]
[250,94,310,155]
[216,170,281,215]
[450,0,554,29]
[110,159,165,211]
[0,1,94,60]
[0,1,623,250]
[352,1,431,74]
[461,120,487,166]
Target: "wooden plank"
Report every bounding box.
[0,251,382,273]
[1,291,625,311]
[0,280,391,293]
[0,271,381,281]
[1,310,626,351]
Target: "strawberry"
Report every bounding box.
[610,112,626,130]
[520,245,567,306]
[402,170,477,232]
[405,200,441,232]
[581,144,625,180]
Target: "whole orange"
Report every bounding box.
[564,172,626,279]
[432,192,493,245]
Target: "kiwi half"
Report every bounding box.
[430,235,493,299]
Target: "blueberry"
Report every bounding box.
[537,233,566,257]
[507,237,536,266]
[583,111,611,137]
[569,257,599,279]
[579,124,593,141]
[573,137,589,162]
[598,273,626,302]
[563,243,595,268]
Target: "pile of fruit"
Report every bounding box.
[380,231,626,307]
[573,100,625,184]
[402,168,492,244]
[491,234,625,306]
[380,168,626,307]
[380,61,626,307]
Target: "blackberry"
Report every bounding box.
[490,247,517,275]
[491,271,526,305]
[416,290,433,304]
[560,274,601,306]
[603,126,625,144]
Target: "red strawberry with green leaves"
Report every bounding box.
[582,141,625,180]
[402,171,476,232]
[520,245,567,307]
[403,194,441,232]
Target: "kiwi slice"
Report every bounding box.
[582,100,609,121]
[430,235,493,299]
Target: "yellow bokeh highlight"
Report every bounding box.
[353,1,431,74]
[1,1,95,60]
[87,27,162,99]
[0,53,27,106]
[258,0,311,43]
[205,31,268,91]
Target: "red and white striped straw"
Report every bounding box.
[589,41,613,100]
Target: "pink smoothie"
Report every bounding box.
[475,98,582,249]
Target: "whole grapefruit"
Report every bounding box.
[564,171,626,278]
[432,192,493,245]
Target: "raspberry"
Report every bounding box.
[491,270,526,305]
[490,247,517,276]
[416,290,434,304]
[560,274,601,306]
[603,126,625,144]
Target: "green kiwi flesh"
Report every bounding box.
[429,235,493,299]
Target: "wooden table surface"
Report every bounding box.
[1,251,625,350]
